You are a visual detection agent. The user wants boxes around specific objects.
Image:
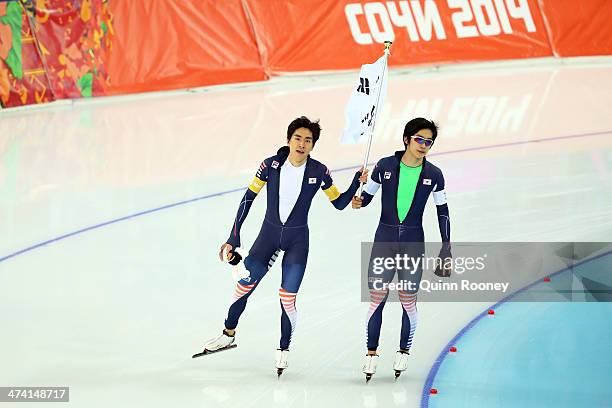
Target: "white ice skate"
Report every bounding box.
[362,354,379,383]
[393,350,409,379]
[275,349,289,377]
[192,331,236,358]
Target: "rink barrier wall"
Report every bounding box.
[1,0,611,108]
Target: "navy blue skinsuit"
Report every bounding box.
[360,151,451,351]
[224,148,361,350]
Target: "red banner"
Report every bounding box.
[538,0,612,57]
[104,0,266,96]
[244,0,552,74]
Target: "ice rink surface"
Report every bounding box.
[1,57,612,407]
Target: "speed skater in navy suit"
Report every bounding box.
[352,117,452,380]
[195,116,368,374]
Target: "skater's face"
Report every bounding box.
[287,127,314,162]
[405,128,434,159]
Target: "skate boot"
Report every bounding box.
[393,350,409,379]
[275,349,289,377]
[192,330,236,358]
[362,354,379,383]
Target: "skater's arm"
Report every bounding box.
[354,161,382,209]
[436,203,450,243]
[226,189,257,248]
[433,171,450,243]
[322,167,367,210]
[435,201,451,277]
[433,170,452,277]
[226,160,269,248]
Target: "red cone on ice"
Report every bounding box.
[430,388,438,395]
[450,346,457,352]
[488,309,495,315]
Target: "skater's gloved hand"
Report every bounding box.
[434,243,452,278]
[227,250,242,266]
[219,243,233,261]
[219,243,243,265]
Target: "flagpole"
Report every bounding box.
[357,40,392,197]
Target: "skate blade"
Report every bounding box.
[192,344,237,358]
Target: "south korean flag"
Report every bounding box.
[341,53,389,144]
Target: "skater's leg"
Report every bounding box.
[278,268,302,350]
[396,240,422,351]
[399,291,418,351]
[363,288,387,381]
[365,239,395,354]
[224,224,281,330]
[278,236,308,350]
[366,288,389,353]
[197,225,280,355]
[224,251,279,330]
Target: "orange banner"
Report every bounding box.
[3,0,612,109]
[243,0,552,74]
[104,0,266,96]
[538,0,612,57]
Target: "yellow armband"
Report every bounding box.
[248,177,266,194]
[323,184,341,201]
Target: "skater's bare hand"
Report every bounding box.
[352,196,363,209]
[358,167,369,184]
[219,243,233,261]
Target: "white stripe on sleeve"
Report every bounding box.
[433,189,447,205]
[363,175,381,196]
